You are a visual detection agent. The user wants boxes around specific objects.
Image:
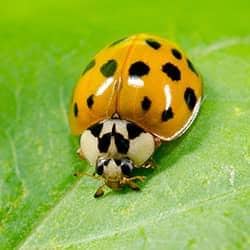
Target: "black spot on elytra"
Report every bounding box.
[112,124,129,154]
[171,48,182,60]
[100,59,117,77]
[141,96,151,111]
[184,87,197,111]
[109,37,127,47]
[145,39,161,49]
[87,94,94,109]
[73,103,78,117]
[129,61,150,77]
[82,59,95,75]
[121,163,132,176]
[98,133,112,153]
[88,123,103,137]
[187,59,198,75]
[161,107,174,122]
[127,123,144,140]
[162,62,181,81]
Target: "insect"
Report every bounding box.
[69,33,203,197]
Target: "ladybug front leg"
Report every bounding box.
[141,158,157,169]
[154,137,162,148]
[76,147,85,159]
[121,176,146,191]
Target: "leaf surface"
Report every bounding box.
[0,1,249,249]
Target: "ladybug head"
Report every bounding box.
[94,157,144,198]
[95,157,133,184]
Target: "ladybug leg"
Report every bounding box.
[76,147,85,159]
[154,137,162,148]
[127,181,140,191]
[128,176,146,182]
[94,183,106,198]
[121,176,146,191]
[142,159,156,169]
[73,149,86,176]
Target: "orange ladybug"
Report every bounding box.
[69,33,203,197]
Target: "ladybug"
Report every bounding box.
[69,33,203,197]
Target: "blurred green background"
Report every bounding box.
[0,0,250,249]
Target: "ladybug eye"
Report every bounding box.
[96,164,104,175]
[121,162,133,176]
[96,159,110,175]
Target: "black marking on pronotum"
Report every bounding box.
[187,59,198,75]
[127,123,144,140]
[87,94,94,108]
[98,133,112,153]
[115,133,129,154]
[171,48,182,60]
[82,59,96,75]
[100,59,117,77]
[161,107,174,122]
[88,123,103,137]
[184,87,197,111]
[112,124,130,154]
[129,61,150,77]
[74,102,78,117]
[141,96,151,111]
[145,39,161,50]
[109,37,127,47]
[162,62,181,81]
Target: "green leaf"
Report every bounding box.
[0,1,250,249]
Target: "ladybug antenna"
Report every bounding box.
[73,171,103,181]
